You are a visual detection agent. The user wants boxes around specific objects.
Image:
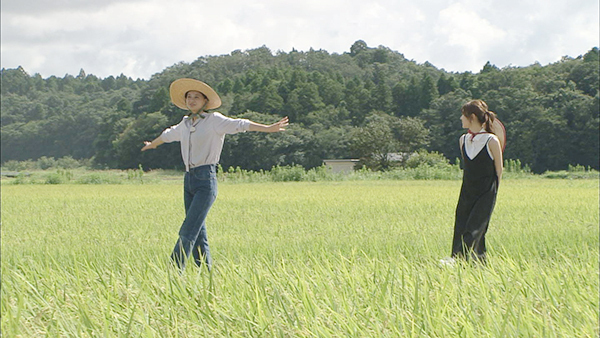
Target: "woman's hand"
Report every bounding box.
[268,116,289,132]
[249,116,289,133]
[141,137,164,151]
[141,141,154,151]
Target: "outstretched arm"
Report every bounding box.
[141,136,164,151]
[248,116,289,133]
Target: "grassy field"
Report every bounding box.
[1,179,598,337]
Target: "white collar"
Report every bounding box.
[463,129,494,160]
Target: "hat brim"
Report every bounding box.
[169,78,221,110]
[491,118,506,152]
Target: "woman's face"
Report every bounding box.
[460,113,472,129]
[186,91,207,113]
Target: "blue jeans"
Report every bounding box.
[171,164,217,271]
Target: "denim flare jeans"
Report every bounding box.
[171,164,217,271]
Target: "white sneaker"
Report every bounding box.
[439,257,456,267]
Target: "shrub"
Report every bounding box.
[382,164,462,180]
[126,164,145,182]
[543,166,599,179]
[56,156,82,169]
[12,173,33,185]
[270,165,305,182]
[76,173,122,184]
[504,159,531,173]
[37,156,57,170]
[45,173,65,184]
[404,151,450,169]
[2,160,36,171]
[304,165,333,182]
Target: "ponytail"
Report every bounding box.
[484,110,496,134]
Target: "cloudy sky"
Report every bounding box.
[1,0,598,80]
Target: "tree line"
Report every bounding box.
[1,41,598,173]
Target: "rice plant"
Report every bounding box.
[1,179,598,337]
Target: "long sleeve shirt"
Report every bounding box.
[160,112,250,171]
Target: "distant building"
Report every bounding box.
[386,153,405,162]
[323,159,360,173]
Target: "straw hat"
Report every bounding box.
[169,78,221,110]
[492,118,506,152]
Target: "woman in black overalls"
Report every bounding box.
[448,100,504,264]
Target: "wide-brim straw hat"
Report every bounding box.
[169,78,221,110]
[492,118,506,152]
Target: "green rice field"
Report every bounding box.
[1,179,598,337]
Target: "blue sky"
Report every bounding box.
[1,0,598,79]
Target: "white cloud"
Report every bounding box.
[1,0,598,79]
[432,3,508,71]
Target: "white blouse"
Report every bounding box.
[160,112,250,171]
[460,129,498,160]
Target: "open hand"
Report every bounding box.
[269,116,289,132]
[141,141,154,151]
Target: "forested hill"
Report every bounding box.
[1,41,598,173]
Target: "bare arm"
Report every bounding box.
[489,137,503,182]
[248,116,289,133]
[141,136,164,151]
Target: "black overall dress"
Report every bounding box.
[452,134,498,261]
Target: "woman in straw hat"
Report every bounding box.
[142,78,289,271]
[441,99,505,266]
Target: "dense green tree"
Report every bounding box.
[350,40,368,57]
[543,88,599,170]
[1,67,32,95]
[391,80,408,116]
[249,84,284,115]
[218,78,234,95]
[458,72,480,97]
[437,73,459,95]
[220,111,316,170]
[481,61,500,73]
[372,65,392,112]
[344,77,372,125]
[101,76,116,91]
[111,111,174,169]
[286,82,324,123]
[1,94,30,126]
[393,116,430,154]
[93,112,134,168]
[1,45,598,172]
[312,125,355,160]
[350,112,429,170]
[373,46,390,64]
[420,73,439,110]
[318,77,345,107]
[393,77,422,116]
[421,89,472,160]
[232,78,245,93]
[350,113,398,170]
[568,61,599,97]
